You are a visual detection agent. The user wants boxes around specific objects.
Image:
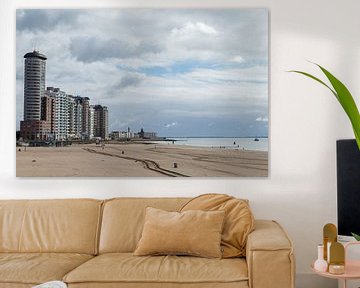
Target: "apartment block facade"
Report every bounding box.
[45,87,70,141]
[93,105,109,140]
[44,89,107,141]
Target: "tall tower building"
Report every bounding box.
[20,50,51,140]
[23,50,47,120]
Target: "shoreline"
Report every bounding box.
[16,143,268,177]
[17,136,268,152]
[98,140,267,152]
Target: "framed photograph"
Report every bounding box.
[16,8,269,177]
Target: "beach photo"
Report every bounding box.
[16,8,269,177]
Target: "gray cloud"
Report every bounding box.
[69,36,161,63]
[16,71,23,80]
[114,73,145,90]
[16,9,80,32]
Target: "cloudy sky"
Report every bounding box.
[16,9,268,137]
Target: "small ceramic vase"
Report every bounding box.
[314,244,328,272]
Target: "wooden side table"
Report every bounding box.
[312,242,360,288]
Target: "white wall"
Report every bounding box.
[1,0,359,287]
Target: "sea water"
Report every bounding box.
[154,137,268,151]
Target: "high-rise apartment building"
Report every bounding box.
[68,96,76,138]
[20,50,52,140]
[68,96,84,139]
[40,94,55,138]
[81,97,90,140]
[89,105,94,140]
[94,105,108,140]
[46,87,69,141]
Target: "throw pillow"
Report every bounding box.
[134,207,225,258]
[181,193,254,258]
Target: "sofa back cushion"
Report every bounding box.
[181,194,254,258]
[0,199,102,254]
[99,198,189,253]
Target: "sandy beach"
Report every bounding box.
[16,143,268,177]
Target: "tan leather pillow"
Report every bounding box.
[181,194,254,258]
[134,207,225,258]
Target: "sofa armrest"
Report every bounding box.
[246,220,295,288]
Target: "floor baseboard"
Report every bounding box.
[296,273,337,288]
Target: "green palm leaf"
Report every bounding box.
[289,64,360,150]
[351,232,360,241]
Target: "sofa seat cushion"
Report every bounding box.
[0,253,93,285]
[67,283,249,288]
[64,253,248,285]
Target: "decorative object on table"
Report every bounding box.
[32,281,67,288]
[328,264,345,275]
[329,242,345,275]
[323,223,337,262]
[312,238,360,288]
[314,244,328,272]
[319,223,345,275]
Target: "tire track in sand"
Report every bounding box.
[83,148,189,177]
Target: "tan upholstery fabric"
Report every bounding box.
[0,284,33,288]
[0,199,102,254]
[0,253,93,285]
[134,207,225,258]
[99,198,190,253]
[63,253,248,284]
[68,282,249,288]
[0,198,294,288]
[181,194,254,258]
[246,220,295,288]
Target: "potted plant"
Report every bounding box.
[290,63,360,149]
[290,63,360,240]
[352,233,360,241]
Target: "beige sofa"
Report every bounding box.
[0,198,295,288]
